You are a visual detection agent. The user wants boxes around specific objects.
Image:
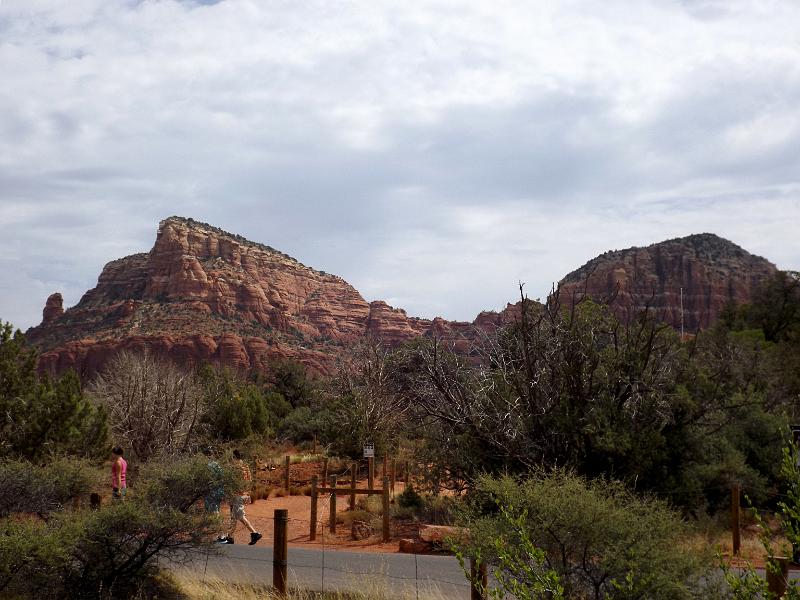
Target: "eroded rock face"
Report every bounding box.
[557,233,777,332]
[27,217,501,378]
[42,293,64,325]
[27,221,775,380]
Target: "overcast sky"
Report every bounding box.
[2,0,799,331]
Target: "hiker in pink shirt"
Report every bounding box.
[112,446,127,500]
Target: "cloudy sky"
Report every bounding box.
[2,0,799,330]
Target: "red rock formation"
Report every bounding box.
[557,233,777,332]
[27,220,774,380]
[42,293,64,325]
[27,217,497,378]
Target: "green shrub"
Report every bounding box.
[137,453,244,511]
[0,322,108,461]
[0,456,101,517]
[0,455,233,599]
[397,484,423,510]
[460,470,705,600]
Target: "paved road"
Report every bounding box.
[179,544,473,599]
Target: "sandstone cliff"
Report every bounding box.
[557,233,777,332]
[27,217,508,377]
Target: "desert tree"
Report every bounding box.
[326,339,411,458]
[0,321,107,460]
[392,285,701,494]
[89,350,204,461]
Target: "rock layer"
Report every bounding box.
[26,221,777,379]
[27,217,509,378]
[557,233,777,332]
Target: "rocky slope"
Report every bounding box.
[557,233,777,332]
[27,217,516,377]
[26,222,777,378]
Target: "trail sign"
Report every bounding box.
[363,442,374,458]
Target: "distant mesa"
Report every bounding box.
[26,216,514,378]
[26,218,779,378]
[558,233,776,332]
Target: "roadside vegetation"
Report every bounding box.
[0,270,798,598]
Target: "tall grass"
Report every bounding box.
[175,575,447,600]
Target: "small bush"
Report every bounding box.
[288,485,303,496]
[337,509,372,526]
[356,495,383,515]
[397,484,423,510]
[0,456,101,517]
[391,505,417,521]
[460,470,704,600]
[251,484,270,501]
[273,488,288,498]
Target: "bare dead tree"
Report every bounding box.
[89,350,205,461]
[327,339,412,456]
[393,284,688,484]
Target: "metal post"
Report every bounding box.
[767,556,789,598]
[732,484,741,556]
[368,457,374,489]
[330,475,337,533]
[310,475,318,541]
[273,509,288,597]
[469,558,488,600]
[284,455,290,491]
[350,463,357,510]
[382,476,390,542]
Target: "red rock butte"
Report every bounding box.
[26,217,518,378]
[26,219,778,379]
[558,233,777,332]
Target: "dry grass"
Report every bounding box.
[684,512,792,564]
[273,487,289,498]
[175,575,446,600]
[336,509,372,526]
[251,484,273,501]
[356,495,383,515]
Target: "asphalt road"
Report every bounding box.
[179,544,473,599]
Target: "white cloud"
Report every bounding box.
[0,0,799,329]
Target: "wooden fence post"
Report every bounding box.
[330,475,337,533]
[382,456,388,480]
[390,458,396,495]
[732,484,741,556]
[273,509,288,597]
[767,556,789,598]
[322,457,329,482]
[310,475,318,541]
[350,462,357,510]
[284,455,290,491]
[382,476,390,542]
[469,558,488,600]
[368,457,374,490]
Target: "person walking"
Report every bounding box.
[202,446,228,544]
[111,446,127,500]
[223,449,262,545]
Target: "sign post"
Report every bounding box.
[364,443,375,489]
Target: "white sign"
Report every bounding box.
[363,443,375,458]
